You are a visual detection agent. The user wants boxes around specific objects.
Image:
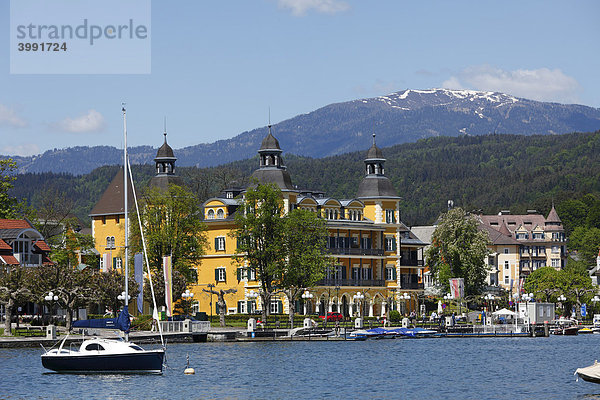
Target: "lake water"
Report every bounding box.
[2,335,600,399]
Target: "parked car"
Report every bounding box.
[319,312,343,322]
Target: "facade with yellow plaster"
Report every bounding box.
[192,131,427,318]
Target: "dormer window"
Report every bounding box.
[207,209,215,219]
[217,209,225,219]
[226,192,233,199]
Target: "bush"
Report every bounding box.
[389,310,401,322]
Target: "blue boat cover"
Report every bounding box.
[73,306,130,333]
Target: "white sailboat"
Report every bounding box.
[41,107,165,374]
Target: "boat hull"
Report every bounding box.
[41,350,164,374]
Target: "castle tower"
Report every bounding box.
[250,125,297,211]
[149,128,184,190]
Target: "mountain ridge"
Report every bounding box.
[5,88,600,174]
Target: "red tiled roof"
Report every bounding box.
[0,238,11,250]
[0,219,32,230]
[34,240,51,252]
[0,255,19,265]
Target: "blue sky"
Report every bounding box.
[1,0,599,157]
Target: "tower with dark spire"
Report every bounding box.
[251,124,294,191]
[356,134,400,200]
[149,122,184,190]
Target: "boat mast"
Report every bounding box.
[123,105,129,342]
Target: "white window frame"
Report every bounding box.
[216,236,226,251]
[217,267,226,282]
[551,259,560,268]
[504,276,510,284]
[207,209,215,219]
[386,266,395,281]
[216,209,225,219]
[270,300,279,314]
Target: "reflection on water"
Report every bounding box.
[2,335,600,399]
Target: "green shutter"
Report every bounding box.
[222,238,226,252]
[237,301,241,314]
[392,268,397,280]
[223,268,226,282]
[237,267,241,281]
[392,238,397,251]
[277,300,283,314]
[214,237,219,251]
[247,301,252,314]
[214,268,219,282]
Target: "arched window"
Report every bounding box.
[217,209,225,219]
[207,209,215,219]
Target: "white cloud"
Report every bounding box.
[53,109,106,133]
[1,143,40,157]
[0,104,27,128]
[277,0,350,16]
[442,65,581,104]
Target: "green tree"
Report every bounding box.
[93,270,140,318]
[425,207,490,296]
[568,227,600,266]
[280,209,331,328]
[232,183,286,324]
[0,159,30,219]
[524,267,560,302]
[0,266,33,336]
[560,266,594,317]
[130,185,208,282]
[33,264,96,330]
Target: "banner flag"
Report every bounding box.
[163,255,173,317]
[449,278,464,298]
[134,253,144,314]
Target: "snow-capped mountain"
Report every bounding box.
[6,89,600,174]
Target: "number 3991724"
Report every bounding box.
[18,42,67,51]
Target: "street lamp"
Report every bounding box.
[301,290,313,315]
[353,291,365,318]
[117,291,131,301]
[44,292,58,302]
[44,292,58,320]
[557,294,567,316]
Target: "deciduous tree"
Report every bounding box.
[425,207,490,296]
[0,266,33,336]
[279,209,331,328]
[130,185,208,282]
[232,183,285,324]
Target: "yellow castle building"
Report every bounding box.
[90,129,427,318]
[196,130,426,318]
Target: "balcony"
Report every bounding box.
[326,248,384,256]
[401,259,424,267]
[315,278,385,287]
[400,274,423,290]
[400,282,424,290]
